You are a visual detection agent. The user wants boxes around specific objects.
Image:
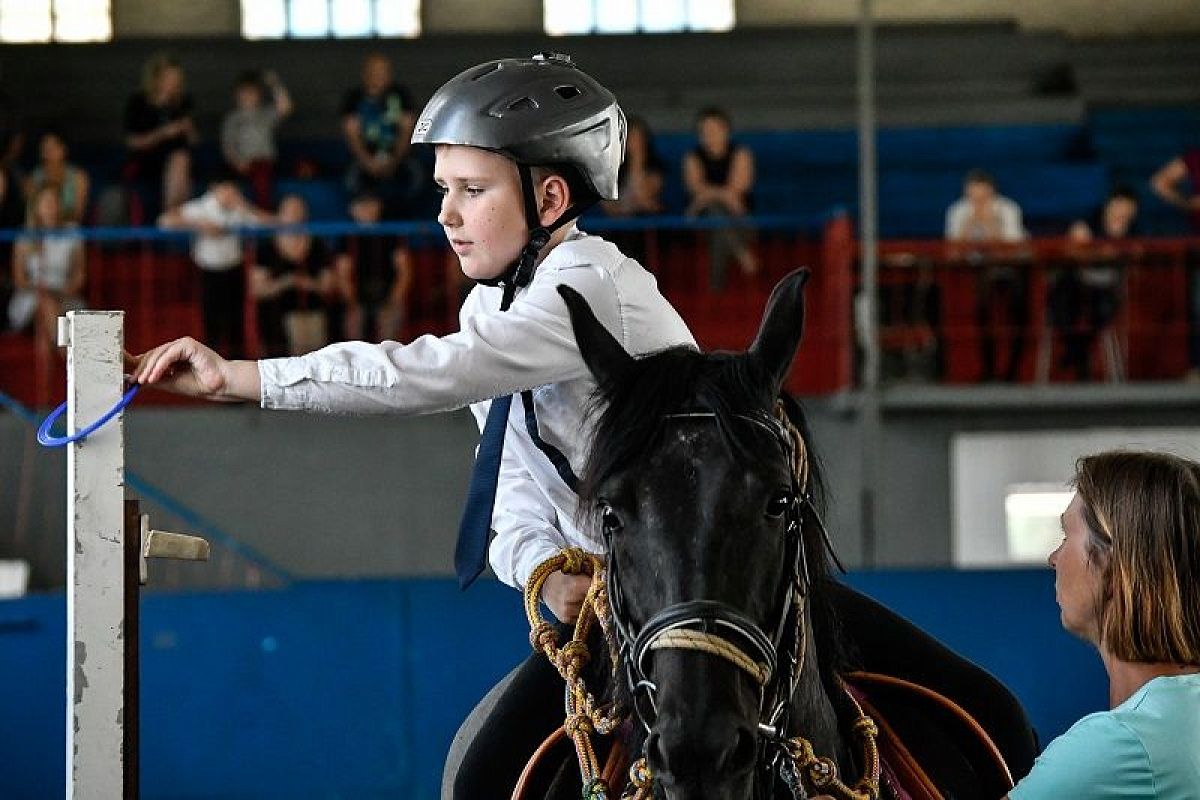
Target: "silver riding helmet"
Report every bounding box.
[411,52,626,202]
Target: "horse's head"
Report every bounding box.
[560,271,841,800]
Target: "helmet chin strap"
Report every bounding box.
[478,163,595,312]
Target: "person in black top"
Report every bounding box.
[1048,187,1140,381]
[124,53,196,222]
[250,194,338,357]
[683,106,758,290]
[340,53,420,219]
[335,191,412,343]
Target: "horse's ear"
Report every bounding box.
[558,284,634,390]
[749,268,810,391]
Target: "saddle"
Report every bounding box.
[512,671,1014,800]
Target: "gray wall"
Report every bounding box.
[7,393,1200,590]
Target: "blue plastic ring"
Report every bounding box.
[37,385,140,447]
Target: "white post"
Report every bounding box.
[63,310,131,799]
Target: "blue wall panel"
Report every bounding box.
[0,571,1103,798]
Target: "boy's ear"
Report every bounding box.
[538,173,572,225]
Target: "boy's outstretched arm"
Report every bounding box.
[127,337,261,402]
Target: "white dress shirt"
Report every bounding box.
[259,229,696,588]
[176,193,259,271]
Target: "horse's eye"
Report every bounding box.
[766,491,794,519]
[600,502,624,533]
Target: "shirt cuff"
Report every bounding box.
[258,356,314,410]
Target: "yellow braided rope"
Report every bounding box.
[648,629,770,686]
[785,680,882,800]
[524,548,624,795]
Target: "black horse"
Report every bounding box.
[537,269,1035,799]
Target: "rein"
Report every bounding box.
[520,404,884,799]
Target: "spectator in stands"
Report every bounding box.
[24,131,90,225]
[1150,150,1200,380]
[336,191,412,343]
[683,106,757,290]
[6,185,84,360]
[159,173,274,358]
[1150,149,1200,232]
[251,194,338,357]
[1048,187,1140,382]
[946,169,1030,382]
[124,53,197,221]
[601,116,665,265]
[1007,451,1200,798]
[340,53,420,219]
[603,116,665,218]
[222,70,292,210]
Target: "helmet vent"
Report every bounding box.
[554,84,582,100]
[506,96,538,112]
[470,62,503,81]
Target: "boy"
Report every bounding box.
[136,51,694,627]
[158,173,274,357]
[221,69,292,208]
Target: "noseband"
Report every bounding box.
[604,404,835,747]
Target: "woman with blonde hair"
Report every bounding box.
[6,184,84,360]
[1008,450,1200,798]
[124,52,196,219]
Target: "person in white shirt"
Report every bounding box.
[159,173,274,357]
[132,57,1037,797]
[945,169,1031,382]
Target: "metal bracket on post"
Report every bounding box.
[139,513,211,584]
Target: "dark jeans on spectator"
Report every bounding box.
[200,265,245,358]
[1047,271,1120,381]
[977,266,1028,382]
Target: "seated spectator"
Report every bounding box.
[1007,451,1200,798]
[1048,187,1140,382]
[683,106,757,290]
[251,194,338,356]
[6,185,84,360]
[602,116,665,218]
[221,70,292,210]
[124,53,197,221]
[335,191,412,342]
[1150,149,1200,380]
[158,173,274,358]
[340,53,419,219]
[24,130,90,225]
[946,169,1030,382]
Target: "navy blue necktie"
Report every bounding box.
[455,394,513,588]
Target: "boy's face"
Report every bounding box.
[434,145,528,281]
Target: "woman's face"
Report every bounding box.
[698,115,730,156]
[1048,493,1106,644]
[40,135,66,166]
[157,66,184,100]
[434,145,529,282]
[33,189,60,227]
[626,124,647,159]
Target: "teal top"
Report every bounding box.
[1010,673,1200,799]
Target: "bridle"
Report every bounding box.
[601,403,848,794]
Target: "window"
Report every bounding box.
[241,0,420,39]
[0,0,110,43]
[544,0,733,35]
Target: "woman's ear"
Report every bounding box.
[538,173,572,226]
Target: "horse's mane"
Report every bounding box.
[576,345,850,712]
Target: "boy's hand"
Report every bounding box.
[541,571,593,624]
[126,337,259,402]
